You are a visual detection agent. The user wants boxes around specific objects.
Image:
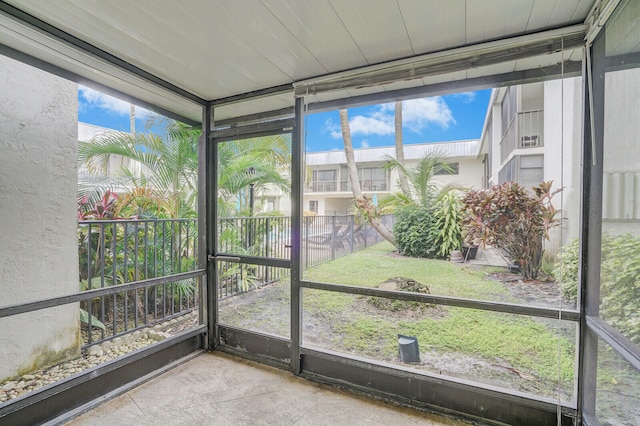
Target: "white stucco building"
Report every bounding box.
[303,140,484,216]
[478,79,584,255]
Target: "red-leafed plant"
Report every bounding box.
[77,190,120,220]
[461,181,562,280]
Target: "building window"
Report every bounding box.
[309,200,318,213]
[435,162,460,175]
[519,155,544,189]
[311,169,337,192]
[339,166,387,191]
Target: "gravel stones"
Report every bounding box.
[0,312,197,405]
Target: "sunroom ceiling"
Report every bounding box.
[0,0,595,124]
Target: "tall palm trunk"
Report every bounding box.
[130,104,135,133]
[339,109,395,245]
[394,101,410,195]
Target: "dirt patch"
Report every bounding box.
[486,272,575,310]
[217,272,575,401]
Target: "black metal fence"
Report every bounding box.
[78,218,199,348]
[302,214,394,269]
[78,214,393,344]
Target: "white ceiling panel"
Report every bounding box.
[328,0,413,64]
[260,0,368,72]
[398,0,466,54]
[1,0,597,123]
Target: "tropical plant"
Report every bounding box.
[393,206,439,258]
[461,181,562,280]
[556,234,640,344]
[432,188,463,257]
[78,119,200,218]
[381,151,455,210]
[378,150,460,258]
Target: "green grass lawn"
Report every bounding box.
[304,241,510,299]
[302,241,575,398]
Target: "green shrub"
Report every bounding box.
[432,190,463,257]
[393,206,440,258]
[556,239,580,300]
[556,234,640,344]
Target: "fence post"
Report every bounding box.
[304,216,309,270]
[265,217,270,283]
[349,215,354,254]
[330,215,336,260]
[364,222,368,248]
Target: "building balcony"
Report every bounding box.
[307,179,389,193]
[499,110,544,163]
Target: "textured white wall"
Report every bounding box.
[0,55,80,381]
[544,77,583,256]
[602,68,640,235]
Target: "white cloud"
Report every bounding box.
[348,115,394,136]
[322,118,342,139]
[401,98,455,132]
[323,96,455,140]
[360,140,370,148]
[79,86,154,117]
[453,91,476,103]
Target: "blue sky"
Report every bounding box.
[78,86,491,152]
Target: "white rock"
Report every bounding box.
[88,345,103,355]
[22,374,35,380]
[2,382,16,392]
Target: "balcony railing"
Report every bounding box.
[307,179,388,193]
[500,110,544,163]
[308,180,338,192]
[340,179,388,192]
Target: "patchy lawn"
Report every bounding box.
[220,241,576,401]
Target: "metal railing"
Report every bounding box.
[307,179,389,192]
[340,179,388,192]
[78,218,199,347]
[308,180,338,192]
[77,214,394,334]
[302,214,393,269]
[214,214,394,300]
[499,110,544,163]
[217,216,291,299]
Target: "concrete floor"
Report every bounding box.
[66,352,470,426]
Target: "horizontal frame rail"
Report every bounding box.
[299,347,577,426]
[214,254,291,269]
[0,270,205,318]
[586,316,640,371]
[301,280,580,321]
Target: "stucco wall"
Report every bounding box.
[602,67,640,235]
[544,77,583,255]
[0,55,80,381]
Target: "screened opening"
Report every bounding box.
[0,55,205,408]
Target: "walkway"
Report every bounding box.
[66,351,469,425]
[466,246,509,268]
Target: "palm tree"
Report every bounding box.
[339,109,396,245]
[78,119,200,218]
[394,101,410,195]
[216,134,291,217]
[380,151,456,210]
[78,120,291,219]
[381,152,463,258]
